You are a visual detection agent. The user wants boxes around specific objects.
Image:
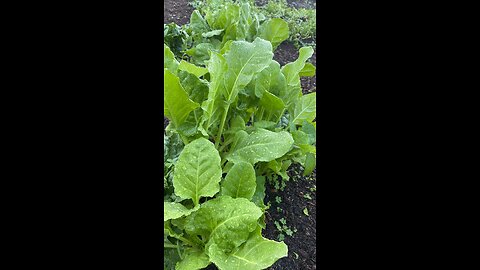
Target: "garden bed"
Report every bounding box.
[164,1,317,269]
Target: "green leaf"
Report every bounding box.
[303,152,315,176]
[300,120,316,144]
[221,161,256,200]
[173,138,222,205]
[178,60,208,78]
[189,10,209,36]
[199,52,228,136]
[292,92,316,125]
[253,120,277,130]
[164,69,200,128]
[259,90,285,122]
[228,128,294,165]
[223,38,273,103]
[164,202,196,221]
[252,175,266,208]
[185,196,262,252]
[303,207,309,216]
[175,248,210,270]
[281,46,314,87]
[164,44,179,73]
[180,72,209,104]
[258,18,289,49]
[228,115,246,134]
[209,227,288,270]
[255,60,286,98]
[186,43,217,65]
[299,62,316,77]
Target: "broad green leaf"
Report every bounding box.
[173,138,222,205]
[281,47,314,87]
[164,69,199,128]
[279,159,291,180]
[292,130,309,145]
[221,162,256,200]
[292,92,316,125]
[236,2,252,40]
[175,248,210,270]
[199,52,228,136]
[299,62,316,77]
[303,152,316,176]
[228,130,249,156]
[209,227,288,270]
[253,120,276,130]
[164,44,179,73]
[228,128,294,165]
[220,40,233,54]
[255,60,286,98]
[186,43,217,65]
[259,91,285,122]
[180,72,209,104]
[230,115,246,133]
[258,18,289,49]
[223,38,273,103]
[178,60,208,78]
[164,202,195,221]
[189,10,209,36]
[185,196,262,252]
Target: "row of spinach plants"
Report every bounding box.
[164,1,316,269]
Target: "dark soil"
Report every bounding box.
[264,164,317,270]
[164,1,317,269]
[163,0,194,25]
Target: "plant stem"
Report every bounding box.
[215,104,230,149]
[164,243,178,248]
[176,240,183,259]
[218,136,235,153]
[171,235,195,246]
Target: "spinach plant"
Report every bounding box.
[164,0,289,66]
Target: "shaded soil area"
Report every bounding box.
[264,164,317,270]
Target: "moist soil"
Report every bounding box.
[164,1,317,269]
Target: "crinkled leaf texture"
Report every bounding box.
[173,138,222,205]
[227,128,294,165]
[185,196,262,253]
[221,161,256,200]
[209,227,288,270]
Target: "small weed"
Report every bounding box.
[275,196,282,204]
